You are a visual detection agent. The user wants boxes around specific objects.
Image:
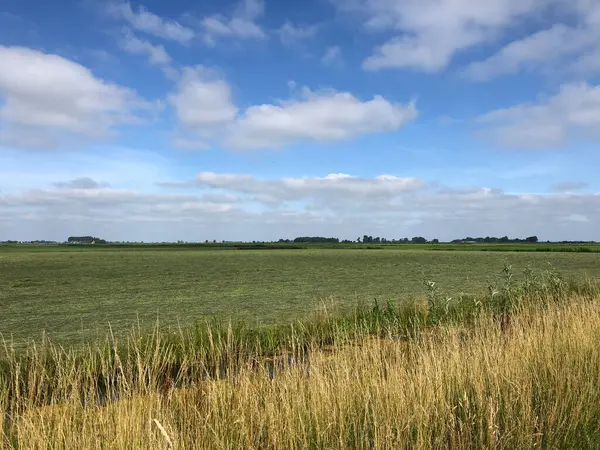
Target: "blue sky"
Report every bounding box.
[1,0,599,242]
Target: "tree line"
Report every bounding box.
[2,235,597,246]
[67,236,107,244]
[278,235,546,244]
[278,236,438,244]
[451,236,538,244]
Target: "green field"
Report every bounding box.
[2,247,600,345]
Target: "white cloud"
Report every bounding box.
[570,46,600,77]
[226,88,417,149]
[322,46,343,66]
[336,0,600,73]
[277,21,318,47]
[0,46,152,149]
[463,17,600,81]
[168,69,417,150]
[53,177,109,190]
[199,0,267,46]
[201,192,240,203]
[106,1,195,44]
[563,213,590,223]
[168,66,238,137]
[550,181,589,193]
[363,33,476,72]
[193,172,426,201]
[119,29,172,65]
[171,136,210,150]
[0,187,181,207]
[3,168,600,241]
[477,83,600,148]
[340,0,549,72]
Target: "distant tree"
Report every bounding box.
[411,236,428,244]
[67,236,106,244]
[293,237,340,243]
[451,235,541,244]
[432,238,439,244]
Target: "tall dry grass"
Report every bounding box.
[2,269,600,448]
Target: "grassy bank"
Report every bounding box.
[2,267,600,448]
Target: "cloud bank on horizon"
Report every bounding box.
[1,0,599,241]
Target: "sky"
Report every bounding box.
[1,0,599,242]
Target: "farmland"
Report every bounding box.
[1,264,600,448]
[2,246,600,448]
[2,246,600,345]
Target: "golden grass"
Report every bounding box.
[2,295,600,449]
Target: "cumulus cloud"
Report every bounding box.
[227,88,417,149]
[277,21,318,47]
[171,136,210,150]
[105,1,194,43]
[118,28,172,65]
[0,185,238,216]
[193,172,426,202]
[4,172,600,241]
[168,70,417,150]
[338,0,548,72]
[476,83,600,148]
[0,46,153,149]
[1,187,191,207]
[550,181,589,193]
[463,14,600,81]
[168,66,238,139]
[570,46,600,76]
[199,0,267,46]
[322,46,343,66]
[335,0,600,73]
[117,30,178,79]
[0,181,244,242]
[53,177,109,190]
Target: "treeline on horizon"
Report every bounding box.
[1,236,599,245]
[287,236,433,244]
[287,235,543,244]
[67,236,107,244]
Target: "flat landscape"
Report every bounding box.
[2,247,600,448]
[2,246,600,345]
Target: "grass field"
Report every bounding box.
[2,273,600,448]
[2,247,600,345]
[3,242,600,252]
